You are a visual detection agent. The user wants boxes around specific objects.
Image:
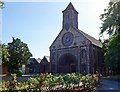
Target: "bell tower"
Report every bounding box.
[62,2,78,30]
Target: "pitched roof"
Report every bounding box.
[50,29,63,49]
[36,58,41,63]
[50,27,102,49]
[44,56,50,62]
[62,2,78,13]
[30,58,39,64]
[77,28,102,48]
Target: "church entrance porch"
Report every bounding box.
[58,53,77,73]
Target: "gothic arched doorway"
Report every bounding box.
[58,53,77,73]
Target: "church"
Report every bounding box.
[50,2,104,74]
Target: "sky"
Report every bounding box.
[1,0,110,59]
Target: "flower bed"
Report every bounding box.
[0,73,100,91]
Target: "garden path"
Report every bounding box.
[95,79,120,92]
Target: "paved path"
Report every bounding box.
[96,79,120,92]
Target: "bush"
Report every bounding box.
[27,77,39,88]
[11,70,23,76]
[1,73,99,91]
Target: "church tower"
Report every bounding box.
[62,2,78,30]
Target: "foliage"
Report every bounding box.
[7,37,32,74]
[102,39,109,55]
[31,73,99,91]
[11,69,24,76]
[0,73,99,91]
[1,80,15,91]
[100,1,120,75]
[0,0,4,9]
[105,33,120,74]
[63,73,80,89]
[1,74,18,91]
[100,1,120,36]
[0,43,10,65]
[11,74,17,80]
[27,77,39,88]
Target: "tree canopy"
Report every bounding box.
[100,1,120,36]
[7,37,32,73]
[105,34,120,74]
[0,43,10,66]
[100,1,120,74]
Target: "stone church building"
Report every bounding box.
[50,2,104,74]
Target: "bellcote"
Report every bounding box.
[62,2,78,30]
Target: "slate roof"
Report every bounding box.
[77,28,102,48]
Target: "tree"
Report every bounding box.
[100,1,120,75]
[7,37,32,73]
[0,0,4,9]
[0,43,10,66]
[102,39,109,55]
[105,34,120,74]
[100,1,120,36]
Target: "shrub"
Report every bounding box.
[1,73,99,91]
[27,77,39,88]
[11,69,23,76]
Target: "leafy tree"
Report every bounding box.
[0,43,10,66]
[105,34,120,74]
[102,39,109,55]
[100,1,120,36]
[100,1,120,75]
[7,37,32,73]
